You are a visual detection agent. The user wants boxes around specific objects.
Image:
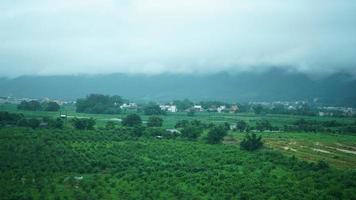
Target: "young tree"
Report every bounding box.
[252,105,263,115]
[49,118,64,129]
[122,114,142,127]
[240,133,263,151]
[17,100,42,111]
[175,120,189,128]
[143,103,165,115]
[72,118,96,130]
[28,118,41,129]
[206,125,227,144]
[181,125,202,140]
[147,116,163,127]
[256,120,272,132]
[236,120,248,132]
[44,102,60,111]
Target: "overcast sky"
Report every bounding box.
[1,0,356,77]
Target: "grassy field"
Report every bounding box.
[1,103,356,169]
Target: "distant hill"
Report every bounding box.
[0,69,355,107]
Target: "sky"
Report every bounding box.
[0,0,356,77]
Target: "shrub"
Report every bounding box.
[72,118,96,130]
[181,125,202,140]
[143,103,166,115]
[240,133,263,151]
[206,125,227,144]
[122,114,142,127]
[147,116,163,127]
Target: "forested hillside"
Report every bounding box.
[1,69,355,106]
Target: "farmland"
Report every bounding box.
[0,103,356,199]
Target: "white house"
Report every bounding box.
[193,105,204,112]
[217,105,226,113]
[120,103,137,109]
[160,104,177,112]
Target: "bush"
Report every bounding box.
[0,111,24,125]
[17,100,42,111]
[175,120,189,128]
[236,120,248,132]
[28,118,41,129]
[240,133,263,151]
[122,114,142,127]
[256,120,273,132]
[143,103,166,115]
[72,118,96,130]
[181,125,202,140]
[147,116,163,127]
[206,125,227,144]
[76,94,123,114]
[43,102,60,112]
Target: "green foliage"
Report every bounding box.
[256,120,273,132]
[252,105,264,114]
[144,127,166,137]
[143,103,166,115]
[181,125,202,140]
[27,118,41,129]
[147,116,163,127]
[72,118,96,130]
[43,101,60,111]
[187,109,195,116]
[105,121,116,129]
[173,99,194,111]
[240,133,263,151]
[130,125,145,137]
[17,100,42,111]
[0,128,355,200]
[236,120,248,132]
[122,114,142,127]
[206,125,227,144]
[0,111,24,125]
[76,94,123,114]
[175,120,189,128]
[45,117,64,129]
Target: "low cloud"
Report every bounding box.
[0,0,356,77]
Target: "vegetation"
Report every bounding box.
[72,118,96,130]
[236,120,248,132]
[17,100,60,112]
[0,127,355,200]
[0,99,356,199]
[147,116,163,127]
[122,114,142,127]
[143,103,166,115]
[181,124,203,140]
[76,94,124,114]
[206,125,227,144]
[240,133,264,151]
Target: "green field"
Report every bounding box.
[1,104,356,199]
[1,103,355,169]
[1,127,355,200]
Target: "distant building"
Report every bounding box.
[230,105,239,113]
[159,104,177,112]
[120,103,137,109]
[193,105,204,112]
[217,105,226,113]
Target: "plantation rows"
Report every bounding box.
[0,127,355,199]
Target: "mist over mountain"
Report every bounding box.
[0,69,355,107]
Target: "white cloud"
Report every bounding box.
[0,0,356,77]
